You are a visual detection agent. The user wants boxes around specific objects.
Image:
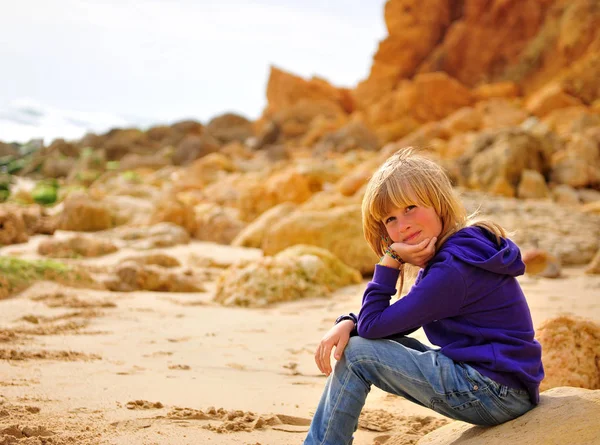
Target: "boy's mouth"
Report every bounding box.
[404,231,421,242]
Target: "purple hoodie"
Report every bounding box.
[357,226,544,404]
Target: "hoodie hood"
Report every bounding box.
[440,226,525,277]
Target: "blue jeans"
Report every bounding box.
[304,335,534,445]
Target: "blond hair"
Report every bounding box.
[362,148,506,293]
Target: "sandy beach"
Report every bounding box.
[1,231,598,445]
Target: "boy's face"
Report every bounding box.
[382,204,442,245]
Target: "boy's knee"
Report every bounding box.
[343,336,374,364]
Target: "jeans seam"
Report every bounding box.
[320,364,361,445]
[485,387,526,418]
[350,357,436,392]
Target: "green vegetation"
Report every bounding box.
[32,179,59,205]
[106,161,120,171]
[0,256,95,299]
[0,175,9,202]
[121,170,142,184]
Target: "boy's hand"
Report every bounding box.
[390,237,437,268]
[314,320,355,376]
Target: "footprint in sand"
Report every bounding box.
[126,400,164,410]
[165,406,311,434]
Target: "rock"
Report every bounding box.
[0,141,19,157]
[537,316,600,391]
[205,113,254,144]
[101,128,155,161]
[472,82,520,101]
[271,99,347,141]
[47,138,80,157]
[541,106,598,138]
[264,66,353,118]
[106,261,202,292]
[0,257,99,297]
[550,134,600,188]
[418,0,547,87]
[417,387,600,445]
[193,203,246,245]
[107,223,190,250]
[38,235,118,258]
[237,168,314,222]
[251,120,281,149]
[232,203,298,249]
[118,150,173,171]
[13,204,56,236]
[0,206,29,245]
[517,170,550,200]
[353,0,451,109]
[457,128,553,197]
[460,189,600,266]
[438,107,482,137]
[336,168,373,197]
[578,188,600,204]
[582,200,600,215]
[102,195,155,227]
[119,253,180,268]
[57,193,113,232]
[262,205,378,275]
[172,133,221,166]
[551,184,580,206]
[585,248,600,275]
[174,153,236,191]
[522,249,561,278]
[150,195,198,236]
[366,72,473,143]
[214,245,361,307]
[475,99,529,131]
[525,82,584,117]
[313,120,380,155]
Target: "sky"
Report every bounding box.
[0,0,388,140]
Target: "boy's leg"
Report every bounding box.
[304,336,532,445]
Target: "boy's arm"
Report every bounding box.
[357,262,467,339]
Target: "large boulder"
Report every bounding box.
[105,261,203,293]
[457,128,555,197]
[172,133,221,166]
[237,168,314,222]
[193,203,246,245]
[262,205,378,275]
[232,203,298,249]
[366,72,474,143]
[104,223,190,250]
[0,206,28,245]
[57,193,113,232]
[416,387,600,445]
[37,235,118,258]
[150,195,198,236]
[550,133,600,188]
[264,66,353,117]
[205,113,254,144]
[214,245,361,307]
[536,316,600,391]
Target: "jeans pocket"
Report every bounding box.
[431,396,499,426]
[487,386,533,420]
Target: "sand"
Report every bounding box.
[1,235,599,445]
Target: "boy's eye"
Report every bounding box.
[405,205,416,213]
[385,216,396,224]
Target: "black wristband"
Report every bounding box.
[335,313,357,325]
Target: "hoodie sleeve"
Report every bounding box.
[357,262,467,339]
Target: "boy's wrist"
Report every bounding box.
[379,254,403,269]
